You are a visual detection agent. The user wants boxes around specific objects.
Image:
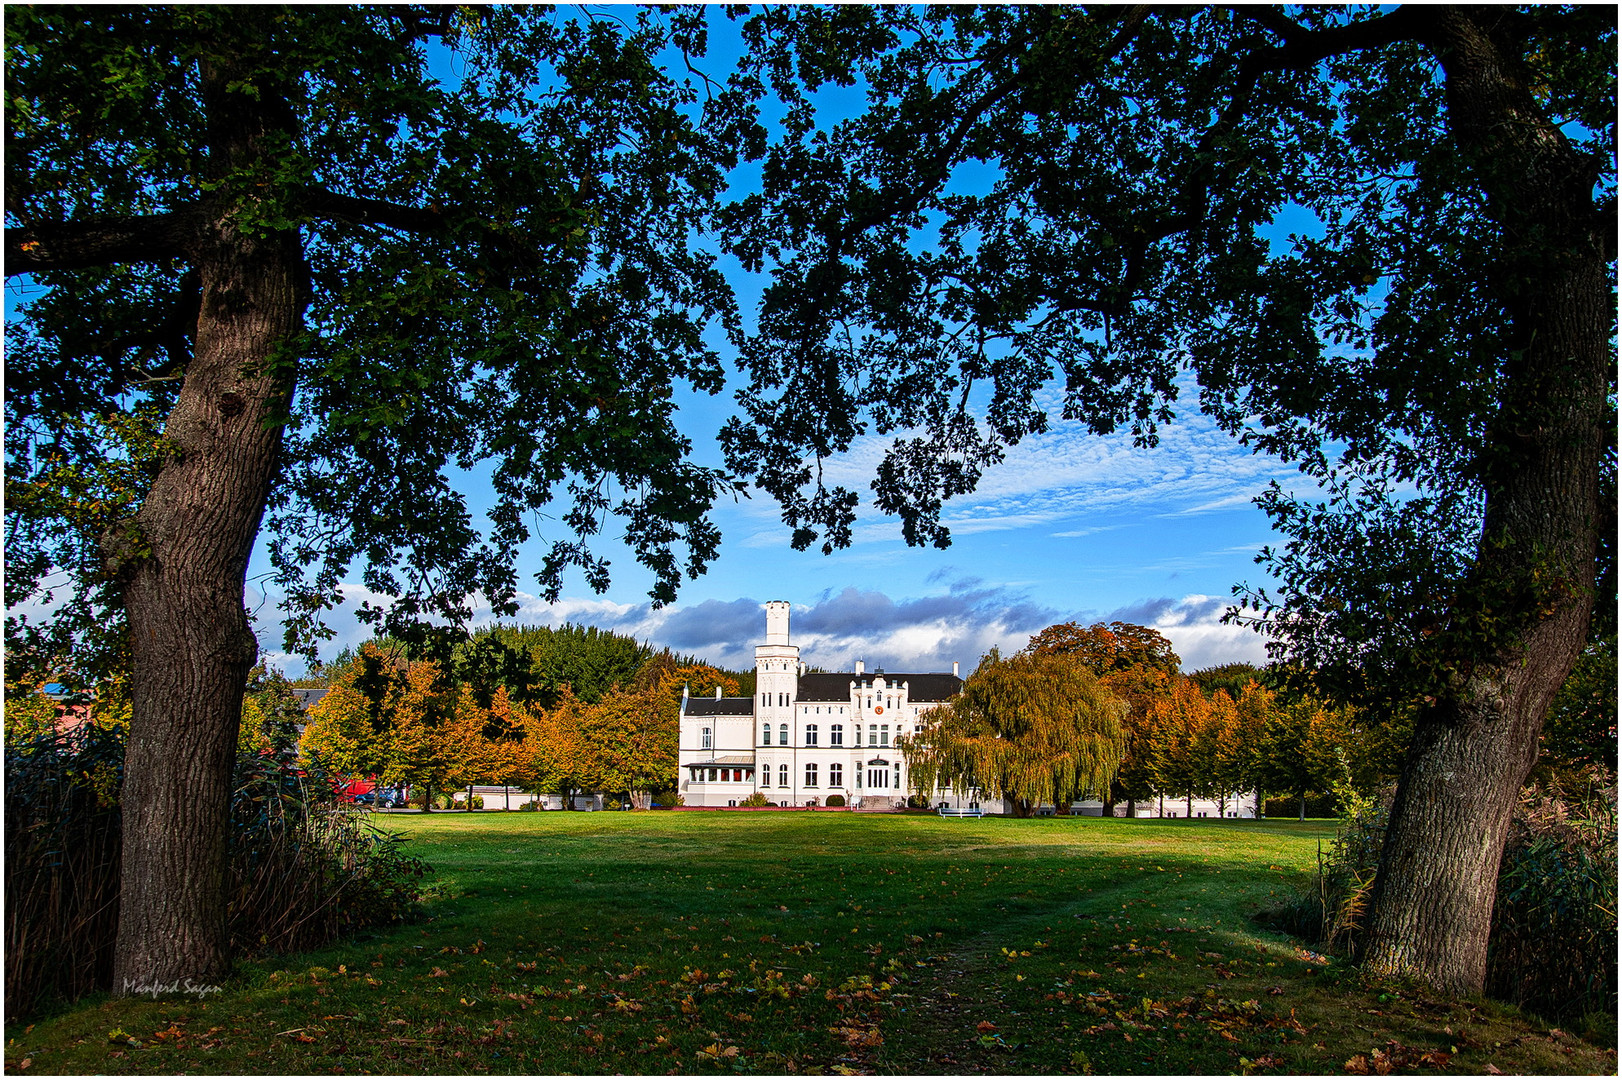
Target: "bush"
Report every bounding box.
[517,800,538,812]
[433,793,453,810]
[738,791,769,808]
[4,722,124,1020]
[607,799,622,810]
[1486,772,1616,1023]
[1277,773,1616,1024]
[4,720,431,1021]
[826,794,846,807]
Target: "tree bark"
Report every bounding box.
[111,42,304,995]
[1358,7,1610,995]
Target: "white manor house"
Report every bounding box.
[677,601,1257,817]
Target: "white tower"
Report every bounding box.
[755,601,799,754]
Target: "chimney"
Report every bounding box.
[855,659,865,676]
[682,683,689,701]
[715,686,722,699]
[952,661,959,678]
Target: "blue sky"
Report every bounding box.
[248,357,1304,676]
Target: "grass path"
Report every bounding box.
[6,811,1613,1075]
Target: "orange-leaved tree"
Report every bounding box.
[1026,621,1180,816]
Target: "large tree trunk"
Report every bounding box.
[111,43,303,995]
[1358,8,1610,995]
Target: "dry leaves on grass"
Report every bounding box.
[1344,1039,1453,1074]
[831,1023,884,1048]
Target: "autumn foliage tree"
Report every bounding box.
[901,648,1125,818]
[301,647,467,809]
[1027,621,1180,816]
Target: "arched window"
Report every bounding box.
[805,723,818,746]
[778,723,789,745]
[779,763,789,787]
[762,723,770,744]
[829,762,843,787]
[805,763,818,787]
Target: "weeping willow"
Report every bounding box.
[899,648,1127,816]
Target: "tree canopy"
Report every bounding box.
[718,5,1614,995]
[6,6,739,674]
[3,5,741,992]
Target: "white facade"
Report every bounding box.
[677,602,996,810]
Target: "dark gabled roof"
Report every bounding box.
[796,672,962,703]
[683,696,755,717]
[293,688,330,709]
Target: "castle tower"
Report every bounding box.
[755,600,799,750]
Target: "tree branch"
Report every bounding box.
[5,207,209,275]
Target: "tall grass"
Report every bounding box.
[1276,772,1617,1025]
[4,725,429,1020]
[1485,772,1617,1023]
[4,723,125,1017]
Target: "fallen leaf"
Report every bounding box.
[976,1020,998,1034]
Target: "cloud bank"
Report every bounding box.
[255,579,1269,678]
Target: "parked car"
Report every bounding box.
[354,788,406,809]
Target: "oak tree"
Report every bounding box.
[6,6,736,989]
[722,6,1614,992]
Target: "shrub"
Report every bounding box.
[4,722,125,1020]
[1277,773,1616,1024]
[738,791,770,808]
[1263,792,1339,819]
[433,793,453,810]
[1485,771,1616,1023]
[826,794,846,807]
[607,799,622,810]
[4,720,431,1021]
[517,800,538,812]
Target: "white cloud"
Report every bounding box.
[748,375,1301,547]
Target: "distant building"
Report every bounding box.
[677,601,1256,818]
[677,601,990,810]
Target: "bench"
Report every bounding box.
[938,806,984,818]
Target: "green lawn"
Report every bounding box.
[7,811,1613,1075]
